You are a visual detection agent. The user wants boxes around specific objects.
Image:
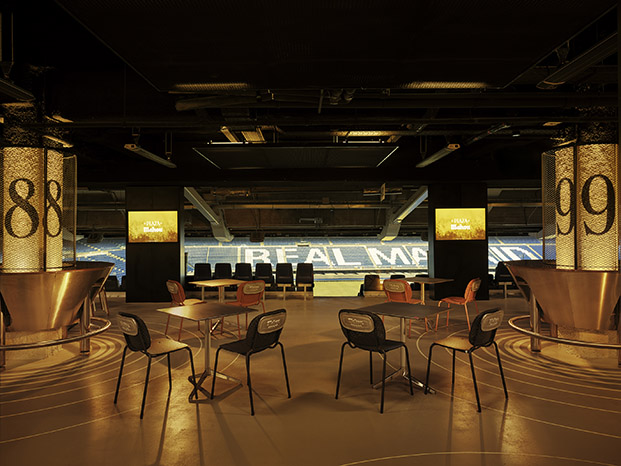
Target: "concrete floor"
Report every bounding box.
[1,292,620,466]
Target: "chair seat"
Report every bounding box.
[147,337,191,356]
[433,335,472,351]
[357,338,403,353]
[219,338,253,356]
[440,297,466,305]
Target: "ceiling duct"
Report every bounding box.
[378,186,428,241]
[184,187,233,242]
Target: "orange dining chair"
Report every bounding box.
[226,280,266,338]
[165,280,204,340]
[436,278,481,331]
[383,279,428,336]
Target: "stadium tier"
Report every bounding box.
[75,236,549,280]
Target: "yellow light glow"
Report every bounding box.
[128,211,178,243]
[435,208,486,241]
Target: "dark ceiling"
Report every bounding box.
[0,0,618,238]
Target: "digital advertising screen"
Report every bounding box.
[128,211,178,243]
[435,208,486,241]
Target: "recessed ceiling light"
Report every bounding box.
[543,121,562,126]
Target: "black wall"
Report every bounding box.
[428,183,489,300]
[125,186,185,302]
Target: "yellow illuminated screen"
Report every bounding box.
[128,211,178,243]
[435,208,486,241]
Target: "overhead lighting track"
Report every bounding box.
[123,143,176,168]
[537,32,617,90]
[416,144,460,168]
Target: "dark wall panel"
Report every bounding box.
[428,183,489,300]
[125,186,185,302]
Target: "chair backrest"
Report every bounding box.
[296,263,314,285]
[118,312,151,351]
[494,262,512,282]
[338,309,385,351]
[464,278,481,302]
[236,280,265,306]
[363,274,381,291]
[234,262,253,281]
[383,279,413,303]
[166,279,186,305]
[468,308,503,348]
[255,263,274,284]
[214,263,232,279]
[245,309,287,352]
[276,263,294,284]
[194,263,212,280]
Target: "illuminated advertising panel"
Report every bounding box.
[128,211,178,243]
[435,208,486,241]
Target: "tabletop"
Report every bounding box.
[156,302,249,321]
[403,277,453,285]
[357,302,440,320]
[189,279,245,287]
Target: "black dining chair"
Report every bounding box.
[424,307,508,412]
[336,309,413,413]
[211,309,291,415]
[275,263,294,299]
[114,312,197,419]
[255,262,275,289]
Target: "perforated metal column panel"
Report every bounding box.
[545,144,619,272]
[541,152,556,262]
[1,147,45,272]
[45,149,64,270]
[62,155,77,266]
[553,147,576,269]
[576,144,618,271]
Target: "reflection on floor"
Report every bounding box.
[1,292,620,466]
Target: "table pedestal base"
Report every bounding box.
[372,368,435,394]
[188,370,242,400]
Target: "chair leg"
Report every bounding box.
[493,341,509,399]
[463,303,471,331]
[114,346,128,403]
[446,306,451,328]
[403,346,414,396]
[335,342,347,399]
[210,347,223,399]
[380,350,387,414]
[236,315,241,339]
[178,317,184,341]
[468,352,481,412]
[246,354,254,415]
[140,356,153,419]
[424,344,435,395]
[165,315,171,336]
[100,288,109,316]
[369,351,373,384]
[408,319,412,338]
[186,348,199,400]
[278,342,291,398]
[166,353,172,392]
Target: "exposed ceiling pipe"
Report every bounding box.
[378,186,428,241]
[184,187,233,242]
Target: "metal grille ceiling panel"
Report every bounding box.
[56,0,616,90]
[193,145,397,169]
